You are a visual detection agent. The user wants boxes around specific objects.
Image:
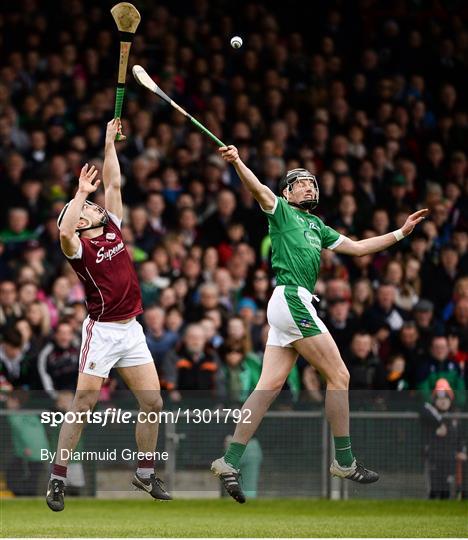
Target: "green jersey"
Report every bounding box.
[263,197,343,293]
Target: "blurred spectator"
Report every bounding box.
[346,332,386,391]
[384,354,409,391]
[0,208,37,258]
[24,300,51,344]
[200,316,224,350]
[351,278,374,319]
[423,244,461,312]
[37,321,79,399]
[363,283,407,335]
[0,327,31,387]
[443,276,468,323]
[219,342,261,405]
[143,306,179,372]
[0,280,22,330]
[241,268,272,311]
[213,268,235,312]
[129,206,158,256]
[189,282,229,324]
[412,299,443,352]
[237,297,258,328]
[421,379,467,499]
[392,321,425,387]
[162,323,224,402]
[201,190,239,246]
[139,261,162,307]
[324,297,359,354]
[447,298,468,352]
[417,336,466,408]
[14,318,41,389]
[43,276,72,329]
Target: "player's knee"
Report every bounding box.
[258,374,287,393]
[272,378,286,392]
[336,367,350,389]
[72,393,98,414]
[140,394,163,414]
[328,366,350,389]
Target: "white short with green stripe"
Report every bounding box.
[266,285,328,348]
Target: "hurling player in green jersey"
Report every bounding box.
[211,145,428,503]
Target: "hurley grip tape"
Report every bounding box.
[114,86,125,117]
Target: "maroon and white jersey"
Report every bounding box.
[68,213,143,322]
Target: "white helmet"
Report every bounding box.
[56,200,109,232]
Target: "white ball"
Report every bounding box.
[230,36,243,49]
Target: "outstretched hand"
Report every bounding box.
[219,145,239,163]
[77,164,101,195]
[401,208,429,237]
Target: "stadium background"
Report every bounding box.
[0,0,467,515]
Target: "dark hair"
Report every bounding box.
[2,327,23,348]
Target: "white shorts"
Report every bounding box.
[79,317,153,377]
[266,285,328,348]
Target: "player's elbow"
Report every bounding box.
[59,228,75,241]
[353,241,366,257]
[105,181,121,191]
[254,188,276,212]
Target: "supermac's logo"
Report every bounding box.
[96,241,125,264]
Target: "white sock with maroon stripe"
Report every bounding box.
[137,457,154,479]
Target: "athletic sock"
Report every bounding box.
[137,457,154,479]
[334,436,354,467]
[51,463,67,483]
[224,442,246,469]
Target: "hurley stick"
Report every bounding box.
[110,2,141,140]
[132,65,226,147]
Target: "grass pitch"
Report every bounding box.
[1,498,467,537]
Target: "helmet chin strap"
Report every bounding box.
[296,200,318,211]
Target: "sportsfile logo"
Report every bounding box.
[96,241,125,264]
[40,407,252,427]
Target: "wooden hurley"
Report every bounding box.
[110,2,141,140]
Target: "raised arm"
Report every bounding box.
[59,164,100,257]
[103,118,123,220]
[333,209,429,256]
[219,145,276,211]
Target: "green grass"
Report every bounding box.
[1,499,467,537]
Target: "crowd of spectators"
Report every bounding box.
[0,0,467,410]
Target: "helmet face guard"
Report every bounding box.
[279,168,319,211]
[56,200,109,232]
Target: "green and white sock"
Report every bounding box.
[334,436,354,467]
[224,442,246,469]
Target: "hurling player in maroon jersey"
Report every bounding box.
[46,120,171,511]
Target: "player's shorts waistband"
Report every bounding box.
[85,316,137,329]
[275,285,320,303]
